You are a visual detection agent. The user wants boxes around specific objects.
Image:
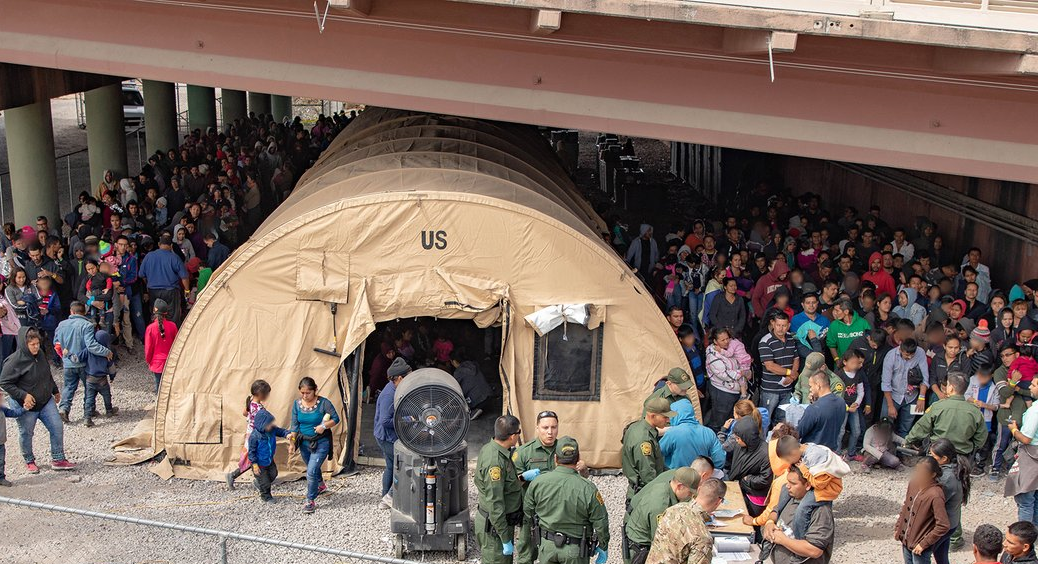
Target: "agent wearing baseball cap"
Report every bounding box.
[623,397,675,509]
[643,367,693,416]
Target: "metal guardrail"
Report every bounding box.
[0,495,425,564]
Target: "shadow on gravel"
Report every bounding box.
[833,494,901,518]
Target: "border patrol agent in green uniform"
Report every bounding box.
[623,466,699,564]
[622,397,674,508]
[513,410,579,564]
[524,437,610,564]
[476,415,525,564]
[643,368,693,416]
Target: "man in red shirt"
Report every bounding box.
[861,252,895,298]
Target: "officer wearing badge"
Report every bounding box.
[475,415,525,564]
[622,466,699,564]
[646,478,728,564]
[622,397,674,507]
[512,410,588,564]
[643,368,693,415]
[524,437,610,564]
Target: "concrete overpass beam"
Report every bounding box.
[84,83,128,189]
[4,100,60,227]
[222,89,247,125]
[722,29,798,55]
[271,95,292,122]
[932,48,1030,75]
[530,9,562,35]
[143,80,178,157]
[329,0,372,17]
[186,85,216,132]
[248,92,271,116]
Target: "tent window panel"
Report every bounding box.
[169,393,223,444]
[532,323,603,401]
[296,250,350,303]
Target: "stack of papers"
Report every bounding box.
[713,536,752,562]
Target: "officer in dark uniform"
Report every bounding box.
[475,415,524,564]
[524,437,610,564]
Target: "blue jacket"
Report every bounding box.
[207,242,231,271]
[660,399,726,470]
[38,292,60,333]
[682,344,705,388]
[374,380,398,442]
[54,315,112,369]
[248,409,290,467]
[86,330,115,377]
[797,393,847,451]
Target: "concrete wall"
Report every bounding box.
[780,156,1038,287]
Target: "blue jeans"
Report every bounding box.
[686,292,702,334]
[128,293,146,339]
[760,390,791,427]
[84,379,113,415]
[839,410,864,457]
[994,424,1013,473]
[298,436,331,501]
[58,366,87,415]
[882,398,916,439]
[932,526,956,564]
[15,398,66,463]
[378,438,395,497]
[902,544,933,564]
[1016,491,1038,525]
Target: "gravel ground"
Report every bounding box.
[0,345,1019,564]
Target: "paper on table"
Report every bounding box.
[714,508,744,518]
[714,536,752,552]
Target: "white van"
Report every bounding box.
[122,83,145,127]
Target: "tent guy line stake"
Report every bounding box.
[314,0,329,33]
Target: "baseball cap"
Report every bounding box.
[555,436,580,464]
[666,367,693,391]
[644,397,677,418]
[673,466,701,491]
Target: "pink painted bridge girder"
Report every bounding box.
[1,0,1037,182]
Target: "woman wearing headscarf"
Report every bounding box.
[0,327,76,473]
[727,416,773,517]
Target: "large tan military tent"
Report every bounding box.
[136,108,699,480]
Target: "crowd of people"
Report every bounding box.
[596,191,1038,563]
[0,110,355,483]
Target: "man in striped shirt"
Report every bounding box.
[759,311,800,426]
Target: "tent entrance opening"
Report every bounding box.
[359,318,503,463]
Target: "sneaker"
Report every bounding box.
[317,482,328,496]
[303,500,316,514]
[0,478,12,487]
[26,462,40,474]
[84,418,95,428]
[51,460,77,471]
[850,455,865,462]
[225,471,237,491]
[971,465,986,477]
[90,410,101,418]
[469,408,484,421]
[950,537,965,550]
[380,493,393,509]
[989,468,1002,482]
[106,407,119,417]
[261,494,276,503]
[58,410,69,424]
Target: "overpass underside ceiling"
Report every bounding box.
[1,0,1037,182]
[0,63,123,111]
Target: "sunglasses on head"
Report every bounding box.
[536,411,558,422]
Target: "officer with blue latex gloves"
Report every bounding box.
[475,415,524,564]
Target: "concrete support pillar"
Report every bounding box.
[221,89,247,126]
[248,92,271,116]
[271,95,292,122]
[4,100,59,227]
[85,83,128,189]
[186,84,216,132]
[143,80,178,156]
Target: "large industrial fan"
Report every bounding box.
[390,368,471,560]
